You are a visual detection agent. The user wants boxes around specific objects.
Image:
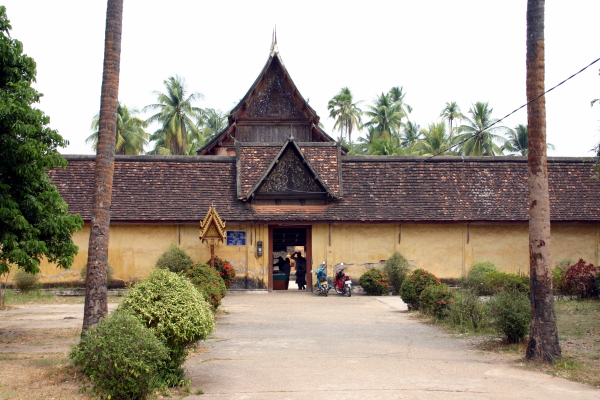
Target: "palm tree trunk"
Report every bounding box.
[82,0,124,331]
[525,0,561,362]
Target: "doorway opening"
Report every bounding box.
[269,227,311,291]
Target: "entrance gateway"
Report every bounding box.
[268,226,313,291]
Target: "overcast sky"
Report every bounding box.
[3,0,599,156]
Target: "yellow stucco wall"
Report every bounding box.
[27,221,599,286]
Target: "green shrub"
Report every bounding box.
[461,261,499,295]
[383,252,410,294]
[70,310,169,400]
[419,283,454,319]
[486,271,530,295]
[118,269,215,386]
[552,259,572,294]
[399,268,440,310]
[13,269,40,292]
[186,263,227,311]
[487,290,531,343]
[208,256,236,288]
[359,269,388,295]
[155,244,194,274]
[446,289,489,332]
[80,263,115,286]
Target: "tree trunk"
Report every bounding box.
[82,0,124,332]
[525,0,561,362]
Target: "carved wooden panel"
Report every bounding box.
[245,62,304,118]
[236,125,311,143]
[258,148,323,194]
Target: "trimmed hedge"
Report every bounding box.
[70,310,169,400]
[118,269,215,386]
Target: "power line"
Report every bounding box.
[390,56,600,175]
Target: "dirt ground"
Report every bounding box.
[0,302,118,400]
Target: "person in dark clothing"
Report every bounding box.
[274,256,286,272]
[292,252,307,290]
[280,257,291,289]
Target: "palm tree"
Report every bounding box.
[83,0,123,332]
[327,87,363,145]
[400,121,422,148]
[388,86,413,119]
[502,124,555,156]
[439,102,465,135]
[414,121,457,156]
[144,76,203,155]
[188,108,228,153]
[362,92,406,143]
[525,0,561,363]
[455,102,508,156]
[86,103,148,155]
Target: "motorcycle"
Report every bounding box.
[313,261,330,296]
[333,263,353,297]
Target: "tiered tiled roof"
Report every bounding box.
[50,155,600,224]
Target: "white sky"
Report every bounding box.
[3,0,599,156]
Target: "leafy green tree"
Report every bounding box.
[439,101,465,135]
[388,86,412,119]
[502,124,555,156]
[400,121,422,148]
[363,92,405,143]
[0,6,83,305]
[414,121,457,156]
[327,87,363,145]
[456,101,508,156]
[192,108,227,151]
[86,102,148,155]
[145,75,203,155]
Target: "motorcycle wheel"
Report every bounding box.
[347,287,352,297]
[324,286,328,296]
[334,285,343,295]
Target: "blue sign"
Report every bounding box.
[226,231,246,246]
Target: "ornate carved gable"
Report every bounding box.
[242,138,337,204]
[244,61,304,119]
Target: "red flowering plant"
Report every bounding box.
[207,256,236,288]
[186,263,227,311]
[419,283,454,319]
[561,259,598,299]
[399,268,441,310]
[359,269,389,295]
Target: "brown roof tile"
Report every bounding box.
[50,155,600,224]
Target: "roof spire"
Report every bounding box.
[270,26,279,56]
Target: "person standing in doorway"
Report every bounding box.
[293,252,307,290]
[280,257,291,289]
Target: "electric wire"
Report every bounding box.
[390,56,600,176]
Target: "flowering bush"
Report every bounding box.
[187,262,227,311]
[359,269,388,295]
[561,259,598,299]
[399,268,440,310]
[207,256,236,288]
[419,283,454,319]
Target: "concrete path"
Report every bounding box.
[186,291,599,400]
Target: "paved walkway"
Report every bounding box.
[186,291,599,400]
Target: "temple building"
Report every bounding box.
[42,44,600,290]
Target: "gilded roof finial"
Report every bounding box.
[270,26,279,56]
